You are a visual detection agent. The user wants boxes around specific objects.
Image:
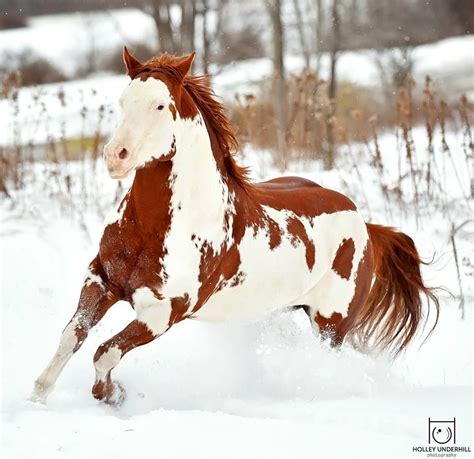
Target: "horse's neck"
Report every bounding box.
[130,162,173,235]
[130,117,231,236]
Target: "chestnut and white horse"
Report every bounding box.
[31,49,438,405]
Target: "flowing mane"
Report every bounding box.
[137,54,253,191]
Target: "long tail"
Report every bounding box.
[352,223,440,356]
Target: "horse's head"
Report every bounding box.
[104,47,196,179]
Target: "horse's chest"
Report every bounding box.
[99,221,153,294]
[159,217,228,303]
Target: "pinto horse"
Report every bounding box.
[31,49,438,405]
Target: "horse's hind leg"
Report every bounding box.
[304,243,373,348]
[91,289,173,405]
[30,258,118,403]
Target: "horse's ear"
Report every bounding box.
[123,46,142,77]
[175,52,195,80]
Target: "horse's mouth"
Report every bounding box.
[108,166,134,180]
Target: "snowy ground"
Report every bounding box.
[1,127,472,456]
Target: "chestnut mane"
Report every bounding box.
[138,54,253,191]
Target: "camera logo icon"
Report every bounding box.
[428,418,456,445]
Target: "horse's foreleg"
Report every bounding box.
[91,299,172,405]
[30,258,118,403]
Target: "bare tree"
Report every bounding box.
[150,0,176,52]
[200,0,211,73]
[321,0,340,170]
[314,0,324,74]
[292,0,310,70]
[265,0,287,168]
[328,0,340,101]
[178,0,197,53]
[146,0,197,54]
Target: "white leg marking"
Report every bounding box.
[94,347,122,382]
[30,319,79,402]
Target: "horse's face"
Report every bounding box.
[103,48,195,180]
[104,78,177,179]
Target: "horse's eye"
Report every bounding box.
[157,104,165,111]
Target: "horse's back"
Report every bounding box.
[255,175,357,216]
[256,176,322,190]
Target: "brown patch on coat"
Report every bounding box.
[169,103,177,120]
[267,217,282,250]
[286,217,315,270]
[332,238,356,280]
[190,242,243,315]
[169,294,191,325]
[159,135,177,162]
[99,161,174,301]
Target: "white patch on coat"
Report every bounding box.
[104,191,129,227]
[194,209,368,323]
[132,287,172,336]
[94,347,122,382]
[84,266,104,288]
[158,112,230,312]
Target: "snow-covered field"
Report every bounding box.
[1,127,472,456]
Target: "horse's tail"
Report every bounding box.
[353,223,439,355]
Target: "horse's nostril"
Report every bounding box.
[118,148,128,160]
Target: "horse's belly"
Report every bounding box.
[193,227,319,322]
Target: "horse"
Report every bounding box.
[30,49,439,406]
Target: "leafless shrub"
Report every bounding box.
[0,49,66,87]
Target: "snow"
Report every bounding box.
[1,124,472,456]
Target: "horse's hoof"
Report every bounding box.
[93,379,127,406]
[28,392,46,404]
[29,381,50,404]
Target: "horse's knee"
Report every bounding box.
[93,344,122,380]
